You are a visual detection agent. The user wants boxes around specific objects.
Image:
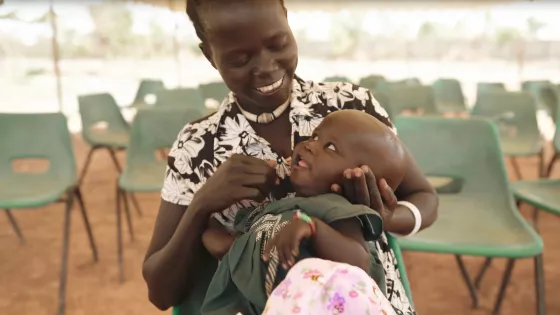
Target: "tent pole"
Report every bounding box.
[49,0,63,112]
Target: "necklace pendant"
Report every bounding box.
[257,112,275,124]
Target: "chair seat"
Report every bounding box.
[84,129,129,149]
[119,162,167,192]
[0,174,72,208]
[513,179,560,216]
[397,194,543,258]
[501,138,542,157]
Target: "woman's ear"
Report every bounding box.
[200,43,217,69]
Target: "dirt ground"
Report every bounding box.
[0,135,559,315]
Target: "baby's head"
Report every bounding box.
[290,110,407,197]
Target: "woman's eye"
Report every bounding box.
[269,37,288,51]
[229,55,250,67]
[326,143,336,151]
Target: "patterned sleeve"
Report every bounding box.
[352,86,397,134]
[161,120,215,207]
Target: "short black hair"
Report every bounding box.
[186,0,286,43]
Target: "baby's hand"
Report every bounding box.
[262,219,313,270]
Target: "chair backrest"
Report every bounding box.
[323,75,352,83]
[359,75,386,92]
[125,108,204,167]
[372,91,394,119]
[154,88,206,112]
[385,85,438,115]
[477,82,506,95]
[471,91,540,143]
[78,93,129,133]
[524,81,558,117]
[521,80,550,92]
[199,81,230,103]
[0,113,75,184]
[132,79,165,106]
[394,116,517,209]
[432,78,466,109]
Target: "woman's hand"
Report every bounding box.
[262,219,313,270]
[191,154,279,216]
[331,166,398,224]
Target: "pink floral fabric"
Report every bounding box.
[263,258,396,315]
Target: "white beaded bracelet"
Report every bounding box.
[389,201,422,238]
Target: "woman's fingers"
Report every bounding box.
[378,178,398,210]
[352,167,370,206]
[363,168,384,212]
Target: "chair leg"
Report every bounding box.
[455,255,479,308]
[474,257,493,289]
[538,149,545,178]
[129,193,143,217]
[74,187,98,262]
[532,206,540,232]
[57,195,74,315]
[107,148,143,217]
[78,147,97,186]
[510,157,523,180]
[121,191,135,241]
[5,209,25,245]
[545,153,558,177]
[116,187,124,283]
[534,254,546,315]
[107,148,122,173]
[492,259,516,315]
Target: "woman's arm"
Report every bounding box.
[142,199,209,311]
[311,218,371,272]
[386,147,438,235]
[202,218,236,260]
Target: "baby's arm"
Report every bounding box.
[202,217,236,260]
[311,218,371,272]
[264,216,370,273]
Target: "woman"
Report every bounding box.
[142,1,438,314]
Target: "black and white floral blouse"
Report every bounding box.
[162,75,416,315]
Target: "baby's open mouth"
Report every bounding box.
[294,154,309,168]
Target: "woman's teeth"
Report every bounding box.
[256,77,283,93]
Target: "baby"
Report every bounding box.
[201,110,407,315]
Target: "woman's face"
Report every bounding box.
[201,1,298,113]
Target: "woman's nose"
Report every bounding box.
[253,51,278,77]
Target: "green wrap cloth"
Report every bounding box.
[201,193,385,315]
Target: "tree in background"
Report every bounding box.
[88,2,135,58]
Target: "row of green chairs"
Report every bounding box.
[126,79,229,110]
[394,116,546,315]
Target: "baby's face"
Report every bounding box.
[290,110,405,197]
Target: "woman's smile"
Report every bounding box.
[255,76,284,95]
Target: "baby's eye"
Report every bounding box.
[312,135,318,141]
[326,143,336,151]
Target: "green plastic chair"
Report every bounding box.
[323,75,352,84]
[129,79,165,107]
[154,88,207,112]
[477,82,506,96]
[384,85,438,116]
[432,78,467,114]
[471,91,543,179]
[116,107,203,283]
[358,74,386,92]
[512,100,560,226]
[394,116,545,314]
[78,93,143,217]
[0,113,98,315]
[78,93,130,183]
[199,81,230,103]
[523,81,558,120]
[171,234,414,315]
[372,91,394,120]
